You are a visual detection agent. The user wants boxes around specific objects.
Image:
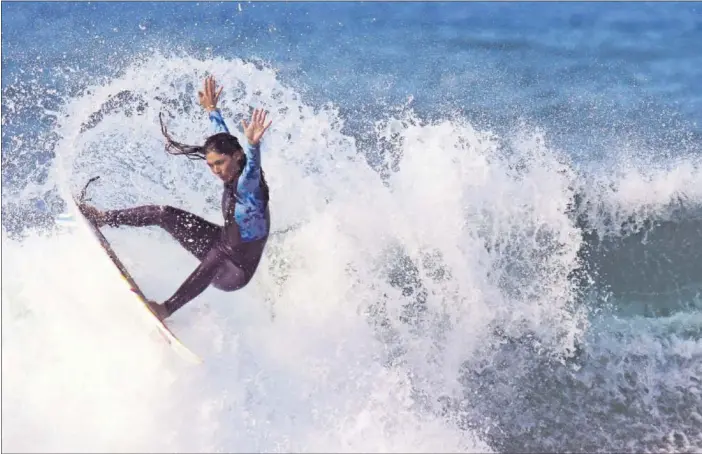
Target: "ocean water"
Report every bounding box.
[2,2,702,452]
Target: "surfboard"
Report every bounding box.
[58,182,202,364]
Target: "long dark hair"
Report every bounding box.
[159,112,270,205]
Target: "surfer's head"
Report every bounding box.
[202,133,245,183]
[158,113,242,182]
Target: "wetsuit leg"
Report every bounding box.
[211,235,269,291]
[163,235,269,315]
[102,205,220,261]
[163,244,238,314]
[101,203,270,316]
[210,261,248,291]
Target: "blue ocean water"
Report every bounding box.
[2,2,702,453]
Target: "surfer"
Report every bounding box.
[79,75,272,321]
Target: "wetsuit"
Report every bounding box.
[100,109,270,316]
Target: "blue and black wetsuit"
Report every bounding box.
[99,110,270,316]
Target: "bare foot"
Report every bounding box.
[79,204,106,227]
[145,300,171,322]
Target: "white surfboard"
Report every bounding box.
[58,185,202,365]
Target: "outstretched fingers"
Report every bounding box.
[256,109,271,128]
[241,108,273,143]
[255,109,272,132]
[209,77,221,99]
[199,75,224,110]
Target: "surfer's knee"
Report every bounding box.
[160,205,178,216]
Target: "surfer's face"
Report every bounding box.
[206,151,240,183]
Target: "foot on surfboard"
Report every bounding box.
[146,300,171,322]
[78,203,107,227]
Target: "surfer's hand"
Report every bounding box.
[198,75,223,113]
[241,108,272,146]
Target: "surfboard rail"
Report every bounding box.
[60,180,202,364]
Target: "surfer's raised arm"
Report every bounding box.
[198,75,230,135]
[237,109,270,194]
[209,109,230,134]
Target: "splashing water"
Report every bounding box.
[3,54,701,453]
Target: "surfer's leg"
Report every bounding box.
[161,234,269,315]
[102,205,220,261]
[163,243,247,314]
[211,261,249,292]
[211,235,269,291]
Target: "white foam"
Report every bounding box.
[575,144,702,238]
[5,52,700,453]
[3,55,505,452]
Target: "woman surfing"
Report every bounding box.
[80,75,272,321]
